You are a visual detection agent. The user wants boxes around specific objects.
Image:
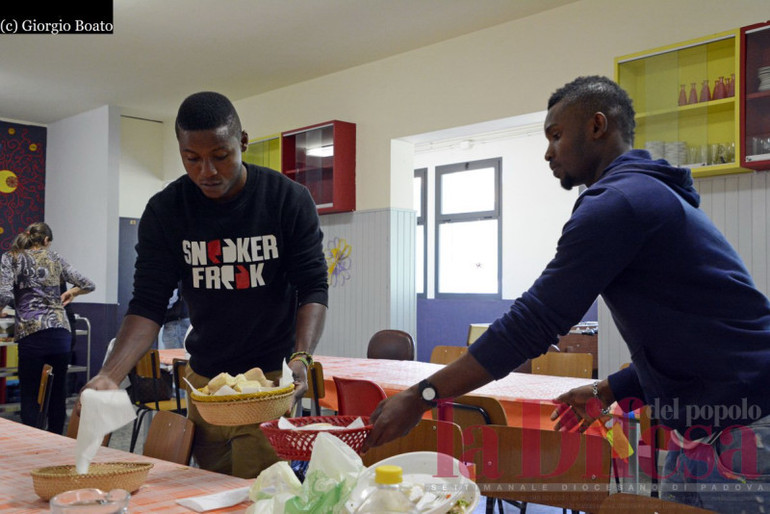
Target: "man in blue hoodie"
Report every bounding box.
[364,76,770,511]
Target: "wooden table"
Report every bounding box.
[157,350,594,430]
[0,417,253,512]
[314,355,595,430]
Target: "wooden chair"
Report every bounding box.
[66,409,112,446]
[142,410,195,465]
[305,361,325,416]
[294,360,326,417]
[171,358,189,415]
[361,418,464,467]
[467,323,490,345]
[433,394,507,428]
[128,349,185,452]
[598,493,716,513]
[468,424,612,513]
[432,396,519,513]
[366,329,415,360]
[36,364,53,430]
[333,376,387,417]
[531,352,593,378]
[429,345,467,365]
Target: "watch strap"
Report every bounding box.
[592,380,611,416]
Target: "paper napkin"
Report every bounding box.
[176,487,251,512]
[75,389,136,474]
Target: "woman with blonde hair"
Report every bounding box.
[0,222,95,432]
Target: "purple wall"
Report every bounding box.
[415,298,597,362]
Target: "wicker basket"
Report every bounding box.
[191,384,295,426]
[260,415,372,461]
[30,462,153,501]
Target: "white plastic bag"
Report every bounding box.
[247,432,365,514]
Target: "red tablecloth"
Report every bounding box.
[314,355,594,431]
[157,350,597,430]
[0,417,252,512]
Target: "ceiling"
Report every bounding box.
[1,0,577,125]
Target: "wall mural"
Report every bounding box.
[0,121,46,252]
[325,236,352,287]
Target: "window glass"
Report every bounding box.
[440,167,495,214]
[438,219,498,294]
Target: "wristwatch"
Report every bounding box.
[418,379,439,407]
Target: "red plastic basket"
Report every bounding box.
[260,415,372,461]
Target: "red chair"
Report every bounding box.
[333,376,387,416]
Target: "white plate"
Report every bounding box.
[345,452,479,513]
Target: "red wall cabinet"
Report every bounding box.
[741,21,770,171]
[281,120,356,215]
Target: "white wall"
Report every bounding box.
[413,117,579,300]
[205,0,769,215]
[119,116,164,218]
[46,105,120,304]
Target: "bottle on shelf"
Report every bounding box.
[727,73,735,97]
[699,79,711,103]
[713,76,726,100]
[688,82,698,104]
[355,465,418,514]
[678,84,687,106]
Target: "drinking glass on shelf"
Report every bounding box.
[688,145,700,164]
[725,142,735,163]
[710,143,726,165]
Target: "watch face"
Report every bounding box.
[422,385,437,401]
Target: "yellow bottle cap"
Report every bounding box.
[374,465,403,485]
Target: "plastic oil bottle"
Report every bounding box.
[355,465,419,513]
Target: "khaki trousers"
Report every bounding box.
[185,365,281,478]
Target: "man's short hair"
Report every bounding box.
[548,76,636,145]
[175,91,242,137]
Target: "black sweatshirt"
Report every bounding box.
[128,164,328,377]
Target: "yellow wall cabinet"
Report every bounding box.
[243,134,281,171]
[616,30,750,179]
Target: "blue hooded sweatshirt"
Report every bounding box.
[469,149,770,434]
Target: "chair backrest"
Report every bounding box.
[134,348,161,379]
[362,419,463,467]
[333,376,387,417]
[429,345,467,365]
[466,323,490,345]
[304,361,325,416]
[598,493,716,513]
[142,410,195,465]
[366,329,415,360]
[531,352,593,378]
[66,409,112,446]
[171,358,188,414]
[468,424,612,513]
[36,364,53,429]
[434,394,508,428]
[129,349,171,410]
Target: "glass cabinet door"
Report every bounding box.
[281,120,356,214]
[616,30,748,178]
[741,21,770,171]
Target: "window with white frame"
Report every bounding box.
[414,168,427,296]
[435,158,501,297]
